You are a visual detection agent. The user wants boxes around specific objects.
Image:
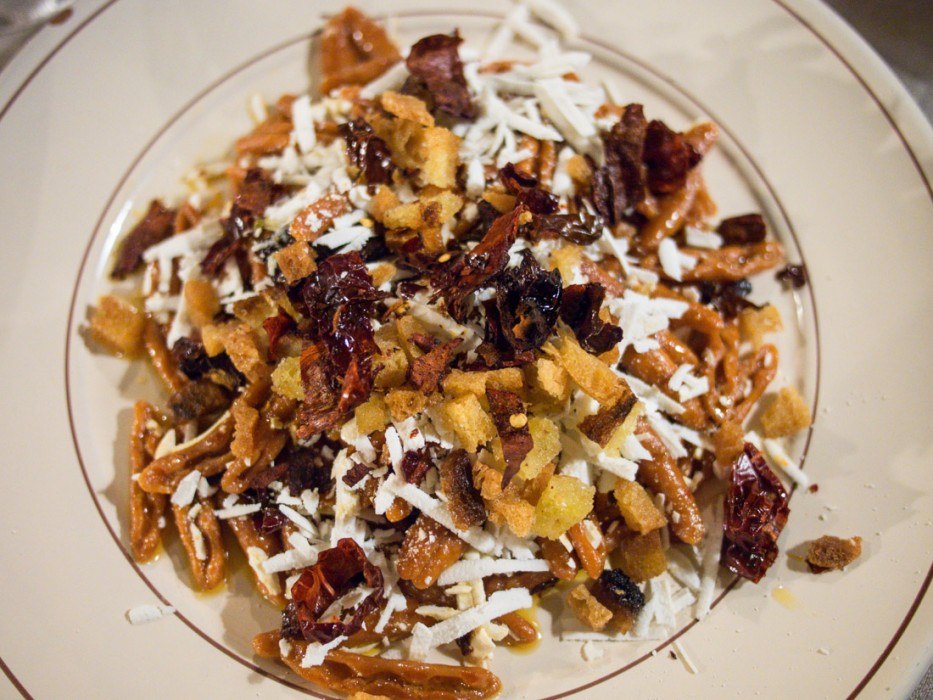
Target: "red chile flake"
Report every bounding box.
[776,263,808,289]
[642,119,701,195]
[433,204,525,322]
[262,312,295,361]
[485,387,533,489]
[399,449,433,485]
[342,462,372,487]
[408,336,463,395]
[721,443,790,583]
[559,283,623,354]
[338,119,394,185]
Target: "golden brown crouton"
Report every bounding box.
[354,394,389,434]
[548,244,582,284]
[616,530,667,582]
[384,388,430,422]
[532,475,595,539]
[438,393,496,453]
[183,279,220,329]
[201,322,267,382]
[544,327,633,406]
[271,357,303,400]
[526,357,571,408]
[369,262,397,288]
[89,295,145,356]
[614,480,667,534]
[369,185,401,223]
[443,368,524,399]
[380,90,434,126]
[274,241,317,284]
[760,386,812,437]
[374,342,409,389]
[482,190,517,213]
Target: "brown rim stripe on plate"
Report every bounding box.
[0,655,34,700]
[0,0,923,697]
[63,10,819,697]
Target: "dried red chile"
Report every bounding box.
[202,168,285,275]
[697,278,759,319]
[286,538,385,643]
[642,119,701,195]
[292,252,387,437]
[559,283,623,353]
[171,337,240,384]
[403,32,476,119]
[460,199,501,242]
[111,200,176,278]
[717,214,767,245]
[485,250,562,355]
[168,380,230,422]
[249,437,338,494]
[398,448,433,485]
[338,119,394,185]
[434,204,525,322]
[721,443,790,583]
[526,210,604,245]
[499,163,558,215]
[592,104,647,225]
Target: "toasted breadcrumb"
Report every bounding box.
[806,535,862,572]
[760,386,812,437]
[739,305,783,349]
[567,585,612,631]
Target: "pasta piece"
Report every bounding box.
[225,511,285,606]
[129,401,167,563]
[680,241,784,283]
[254,633,501,699]
[143,318,187,393]
[566,520,607,579]
[136,413,234,494]
[636,424,705,545]
[172,498,226,591]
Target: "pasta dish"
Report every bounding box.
[88,3,815,697]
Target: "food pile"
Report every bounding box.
[89,4,822,697]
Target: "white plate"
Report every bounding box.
[0,1,929,698]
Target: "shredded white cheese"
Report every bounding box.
[437,558,550,586]
[763,438,811,489]
[300,635,347,668]
[125,604,175,625]
[408,588,533,659]
[384,475,497,553]
[685,226,723,249]
[170,470,202,508]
